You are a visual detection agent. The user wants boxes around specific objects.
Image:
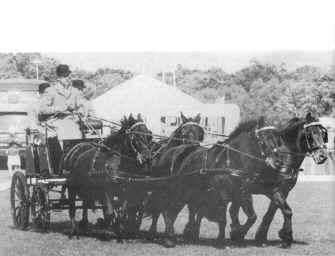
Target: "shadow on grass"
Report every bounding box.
[16,222,309,249]
[144,232,309,249]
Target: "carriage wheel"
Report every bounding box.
[31,187,50,231]
[10,171,30,230]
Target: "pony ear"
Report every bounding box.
[180,112,188,123]
[137,113,143,122]
[128,113,134,120]
[305,112,313,122]
[194,113,201,123]
[258,116,265,128]
[121,115,127,125]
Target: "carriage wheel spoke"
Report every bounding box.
[15,206,22,223]
[15,189,22,200]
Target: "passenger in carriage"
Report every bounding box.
[38,64,89,175]
[71,79,95,116]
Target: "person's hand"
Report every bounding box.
[77,108,88,119]
[54,105,67,113]
[67,105,75,112]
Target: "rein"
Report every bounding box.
[215,143,268,163]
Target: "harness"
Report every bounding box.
[198,126,281,180]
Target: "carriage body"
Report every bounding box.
[10,117,105,230]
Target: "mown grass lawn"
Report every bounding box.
[0,181,334,256]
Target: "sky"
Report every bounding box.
[0,1,334,52]
[47,51,333,74]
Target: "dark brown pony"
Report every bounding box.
[186,113,328,248]
[252,113,328,247]
[151,112,203,154]
[63,114,152,238]
[146,117,284,247]
[146,112,204,236]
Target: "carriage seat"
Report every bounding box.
[79,118,103,131]
[38,114,103,131]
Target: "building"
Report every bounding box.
[0,79,44,173]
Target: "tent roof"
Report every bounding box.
[92,74,202,116]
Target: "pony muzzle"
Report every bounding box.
[311,148,328,164]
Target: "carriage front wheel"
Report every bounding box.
[10,171,29,230]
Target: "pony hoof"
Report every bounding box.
[183,229,198,242]
[145,232,156,241]
[162,238,176,248]
[117,238,124,244]
[79,220,89,231]
[280,241,291,249]
[230,230,244,242]
[278,229,293,244]
[255,231,267,243]
[96,218,105,229]
[213,240,226,249]
[68,231,78,239]
[256,241,267,247]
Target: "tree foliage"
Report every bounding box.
[0,53,333,124]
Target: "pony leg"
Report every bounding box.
[162,209,178,248]
[229,200,243,241]
[215,206,227,248]
[148,211,159,237]
[162,201,185,248]
[183,203,197,241]
[68,188,78,239]
[238,195,257,240]
[255,200,278,244]
[147,192,168,238]
[79,200,89,231]
[192,212,202,242]
[271,191,293,248]
[229,182,243,237]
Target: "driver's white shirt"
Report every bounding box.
[39,81,87,140]
[47,115,82,140]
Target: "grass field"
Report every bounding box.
[0,182,334,256]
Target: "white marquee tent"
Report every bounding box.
[92,74,240,138]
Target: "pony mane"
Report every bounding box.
[224,119,259,143]
[278,117,307,138]
[279,115,318,141]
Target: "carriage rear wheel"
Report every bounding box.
[31,186,50,231]
[10,171,30,230]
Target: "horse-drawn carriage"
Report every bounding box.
[10,114,105,231]
[10,112,206,235]
[10,111,329,248]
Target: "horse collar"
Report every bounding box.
[181,122,203,129]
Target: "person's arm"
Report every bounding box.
[39,91,66,114]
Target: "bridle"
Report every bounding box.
[178,122,205,143]
[302,122,328,152]
[126,122,151,165]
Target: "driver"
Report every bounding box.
[39,64,88,175]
